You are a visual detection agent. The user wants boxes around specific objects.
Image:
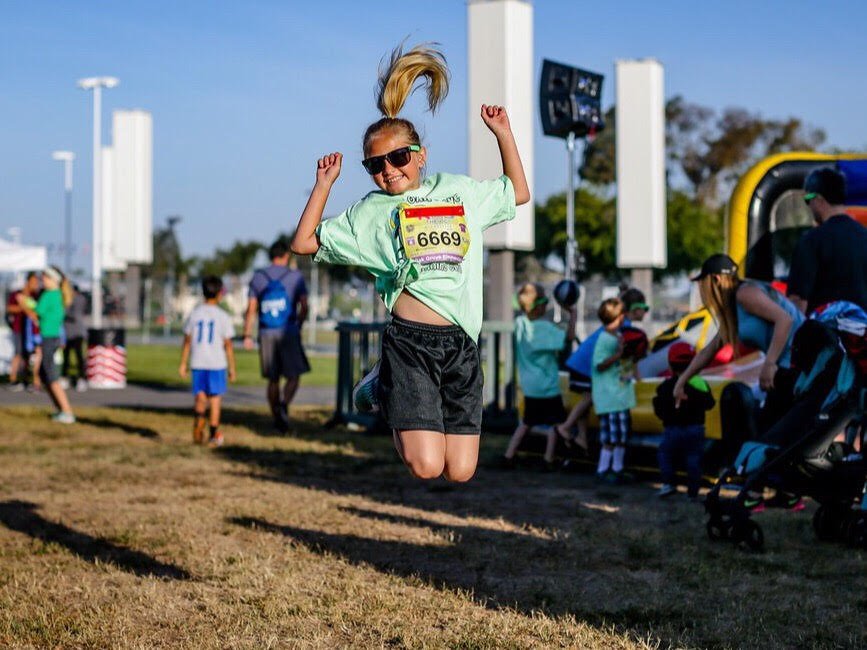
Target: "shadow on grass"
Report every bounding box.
[110,406,292,438]
[216,442,606,529]
[75,416,162,440]
[0,500,191,580]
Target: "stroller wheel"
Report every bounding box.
[706,517,729,541]
[846,514,867,548]
[813,505,847,542]
[732,519,764,552]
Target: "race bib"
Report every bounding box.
[397,203,471,264]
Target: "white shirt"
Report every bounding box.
[184,303,235,370]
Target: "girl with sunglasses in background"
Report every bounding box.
[292,43,530,482]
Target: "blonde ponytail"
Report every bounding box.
[60,277,74,309]
[376,43,449,119]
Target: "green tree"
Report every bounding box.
[664,190,725,276]
[534,188,616,275]
[535,189,724,279]
[580,97,826,207]
[197,240,263,278]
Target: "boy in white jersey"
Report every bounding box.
[179,276,237,447]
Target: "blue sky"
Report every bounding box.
[2,0,867,268]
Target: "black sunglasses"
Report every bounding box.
[361,144,421,175]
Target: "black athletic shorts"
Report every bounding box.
[523,395,567,427]
[378,315,482,435]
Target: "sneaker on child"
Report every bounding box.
[51,412,76,424]
[353,361,381,414]
[657,484,677,498]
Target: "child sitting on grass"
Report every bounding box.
[653,342,715,499]
[179,276,237,447]
[592,298,636,483]
[503,283,576,468]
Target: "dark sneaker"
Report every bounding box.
[743,492,765,512]
[766,492,806,512]
[353,362,381,414]
[499,456,517,470]
[274,416,290,434]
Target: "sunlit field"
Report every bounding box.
[0,405,865,648]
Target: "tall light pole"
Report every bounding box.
[77,76,119,328]
[51,151,75,275]
[164,215,182,338]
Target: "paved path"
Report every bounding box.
[0,382,334,410]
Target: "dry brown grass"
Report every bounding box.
[0,404,865,649]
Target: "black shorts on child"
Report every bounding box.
[378,315,482,435]
[522,395,567,427]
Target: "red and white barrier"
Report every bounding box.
[86,328,127,389]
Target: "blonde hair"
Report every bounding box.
[598,298,625,325]
[363,43,450,154]
[60,277,74,309]
[699,274,741,350]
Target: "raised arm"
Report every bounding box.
[291,153,343,256]
[480,105,530,205]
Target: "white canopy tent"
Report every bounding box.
[0,238,47,374]
[0,238,47,272]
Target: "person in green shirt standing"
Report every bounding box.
[291,43,530,483]
[20,267,75,423]
[504,283,576,468]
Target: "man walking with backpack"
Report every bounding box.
[243,239,310,433]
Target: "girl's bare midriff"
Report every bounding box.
[393,291,454,326]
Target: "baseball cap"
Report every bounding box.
[690,253,738,282]
[42,267,63,283]
[804,167,846,205]
[668,341,695,369]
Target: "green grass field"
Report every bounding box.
[1,405,865,648]
[125,344,337,388]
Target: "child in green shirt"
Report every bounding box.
[291,43,530,482]
[591,298,637,482]
[504,283,575,468]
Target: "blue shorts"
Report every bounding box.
[191,369,227,396]
[599,410,631,445]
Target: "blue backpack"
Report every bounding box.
[258,268,293,330]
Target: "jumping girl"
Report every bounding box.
[291,43,530,482]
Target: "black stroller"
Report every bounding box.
[704,310,867,551]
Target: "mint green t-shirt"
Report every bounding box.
[35,289,64,338]
[314,172,516,340]
[514,314,566,398]
[591,330,637,415]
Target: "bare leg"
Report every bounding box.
[193,392,208,443]
[32,348,43,389]
[266,380,280,419]
[555,394,593,445]
[443,434,480,482]
[543,428,557,463]
[395,429,446,480]
[9,354,21,383]
[47,381,72,414]
[504,423,529,459]
[208,395,222,427]
[282,376,300,411]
